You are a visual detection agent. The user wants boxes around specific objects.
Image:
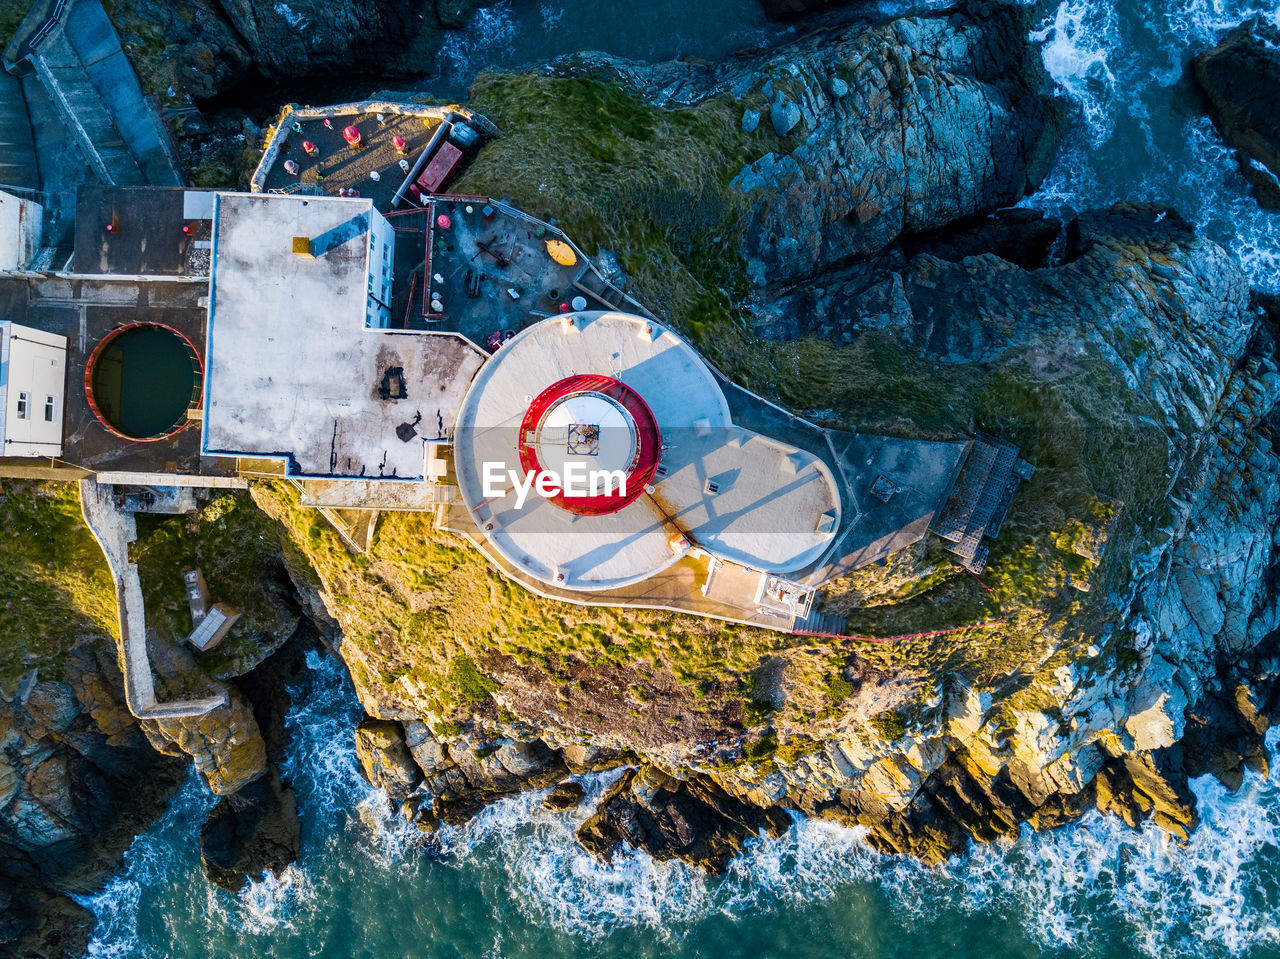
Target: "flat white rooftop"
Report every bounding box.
[203,193,484,479]
[453,312,840,590]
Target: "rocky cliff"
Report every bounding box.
[0,643,189,957]
[259,197,1280,867]
[1192,16,1280,211]
[0,488,319,952]
[105,0,503,100]
[7,3,1280,945]
[243,3,1280,872]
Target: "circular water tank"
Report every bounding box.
[85,323,202,441]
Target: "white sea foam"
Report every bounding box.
[1032,0,1119,144]
[82,641,1280,959]
[1028,0,1280,291]
[539,2,565,32]
[437,1,519,89]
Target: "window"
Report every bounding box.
[44,396,55,422]
[16,391,27,419]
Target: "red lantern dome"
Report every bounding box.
[516,374,661,516]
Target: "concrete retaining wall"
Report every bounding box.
[250,101,498,193]
[78,478,226,718]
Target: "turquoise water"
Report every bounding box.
[82,652,1280,958]
[82,0,1280,955]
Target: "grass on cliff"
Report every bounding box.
[453,73,795,347]
[253,481,815,725]
[0,481,117,688]
[130,491,291,674]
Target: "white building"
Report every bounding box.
[203,192,484,480]
[0,320,67,457]
[0,190,42,272]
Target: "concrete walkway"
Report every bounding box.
[78,478,226,718]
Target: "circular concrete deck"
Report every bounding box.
[452,311,841,592]
[453,312,728,590]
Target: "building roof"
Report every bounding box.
[202,192,485,479]
[73,185,216,276]
[452,312,841,590]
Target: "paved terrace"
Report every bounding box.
[73,185,214,276]
[437,498,800,633]
[386,198,586,345]
[719,378,969,586]
[452,312,842,591]
[253,101,496,206]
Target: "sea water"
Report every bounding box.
[81,651,1280,958]
[83,1,1280,955]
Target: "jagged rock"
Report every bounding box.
[547,4,1066,286]
[576,766,790,873]
[0,644,187,956]
[560,742,632,773]
[728,2,1067,284]
[143,685,268,796]
[1093,754,1197,840]
[741,108,761,133]
[3,888,94,959]
[430,738,567,799]
[433,792,484,825]
[1192,18,1280,210]
[419,738,571,823]
[354,719,421,801]
[106,0,507,99]
[400,795,439,832]
[770,99,802,136]
[196,628,314,892]
[402,720,449,777]
[200,773,300,893]
[543,781,586,810]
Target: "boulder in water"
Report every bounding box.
[1192,17,1280,210]
[542,780,586,810]
[199,773,301,893]
[576,766,790,873]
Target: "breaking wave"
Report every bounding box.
[81,645,1280,958]
[1027,0,1280,289]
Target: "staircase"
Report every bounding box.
[7,0,183,186]
[793,608,847,636]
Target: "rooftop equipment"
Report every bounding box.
[416,141,464,195]
[449,121,480,151]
